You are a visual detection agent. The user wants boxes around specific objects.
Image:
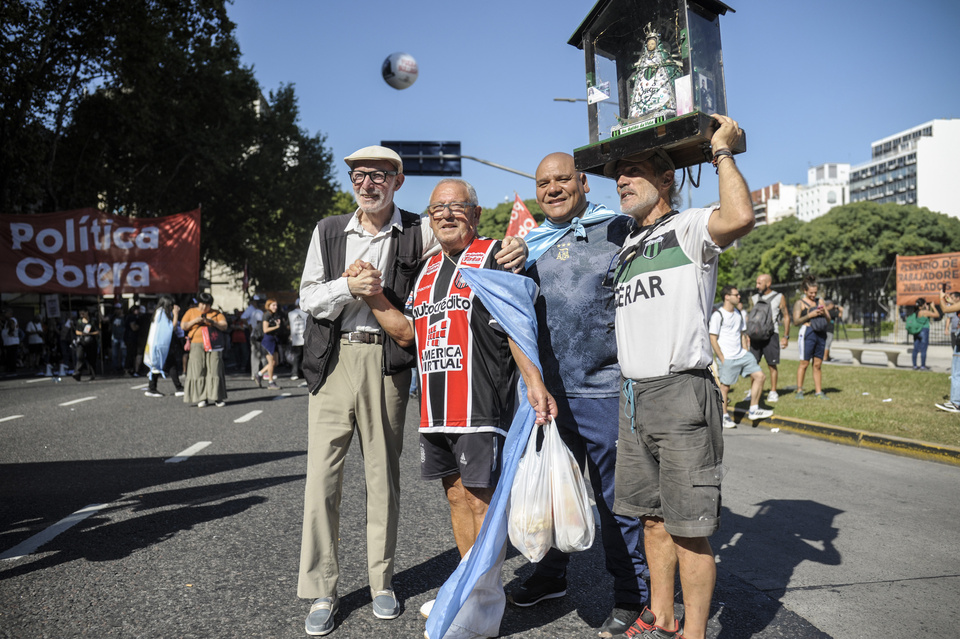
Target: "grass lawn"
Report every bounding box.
[726,360,960,449]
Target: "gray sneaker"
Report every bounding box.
[598,604,644,637]
[372,589,400,619]
[305,596,338,636]
[935,401,960,413]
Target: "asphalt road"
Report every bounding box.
[1,372,958,638]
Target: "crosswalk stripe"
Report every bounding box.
[164,441,212,464]
[59,396,96,406]
[0,503,110,561]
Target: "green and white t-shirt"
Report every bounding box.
[614,207,722,380]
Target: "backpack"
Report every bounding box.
[905,313,924,336]
[746,295,776,342]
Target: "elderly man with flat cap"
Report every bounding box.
[296,145,526,636]
[606,115,756,639]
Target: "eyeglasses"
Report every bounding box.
[349,170,398,185]
[728,292,740,296]
[428,202,475,217]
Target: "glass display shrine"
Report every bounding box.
[568,0,744,176]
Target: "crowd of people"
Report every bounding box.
[710,272,960,416]
[0,295,310,403]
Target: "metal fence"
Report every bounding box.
[756,267,954,346]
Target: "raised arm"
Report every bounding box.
[940,290,960,313]
[706,114,755,248]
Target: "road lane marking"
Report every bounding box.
[0,415,24,423]
[271,393,293,401]
[164,441,212,464]
[234,410,262,423]
[0,503,110,561]
[59,396,97,406]
[130,384,148,390]
[26,377,52,384]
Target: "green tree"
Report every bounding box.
[3,0,339,291]
[0,0,115,213]
[476,198,544,239]
[728,202,960,293]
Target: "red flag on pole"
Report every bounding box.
[505,193,538,238]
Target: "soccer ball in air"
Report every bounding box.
[382,52,418,90]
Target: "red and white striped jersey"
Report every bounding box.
[406,238,517,435]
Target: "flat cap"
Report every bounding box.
[344,145,403,174]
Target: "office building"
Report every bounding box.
[797,163,850,222]
[849,119,960,219]
[751,182,799,226]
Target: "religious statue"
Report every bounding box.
[628,22,683,121]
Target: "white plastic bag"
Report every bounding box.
[508,426,553,562]
[544,419,595,553]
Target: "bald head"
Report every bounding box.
[535,152,589,224]
[757,274,773,293]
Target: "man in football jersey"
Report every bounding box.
[607,114,755,639]
[348,178,555,639]
[508,152,650,638]
[411,178,555,557]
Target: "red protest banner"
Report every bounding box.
[0,208,200,294]
[895,252,960,306]
[505,194,538,238]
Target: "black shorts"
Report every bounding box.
[420,431,505,488]
[749,335,780,366]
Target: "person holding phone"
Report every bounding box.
[793,275,829,399]
[255,298,282,389]
[181,292,228,407]
[906,296,942,370]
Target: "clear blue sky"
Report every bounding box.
[228,0,960,213]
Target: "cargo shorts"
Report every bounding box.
[614,369,726,538]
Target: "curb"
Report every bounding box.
[730,410,960,467]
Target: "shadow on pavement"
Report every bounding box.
[0,451,305,578]
[710,500,842,638]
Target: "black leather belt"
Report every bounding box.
[342,331,383,345]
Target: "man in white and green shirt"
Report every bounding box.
[606,114,757,639]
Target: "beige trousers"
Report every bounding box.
[297,338,411,599]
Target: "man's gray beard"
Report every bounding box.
[355,192,391,217]
[621,188,660,220]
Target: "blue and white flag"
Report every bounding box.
[523,202,623,267]
[144,309,173,376]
